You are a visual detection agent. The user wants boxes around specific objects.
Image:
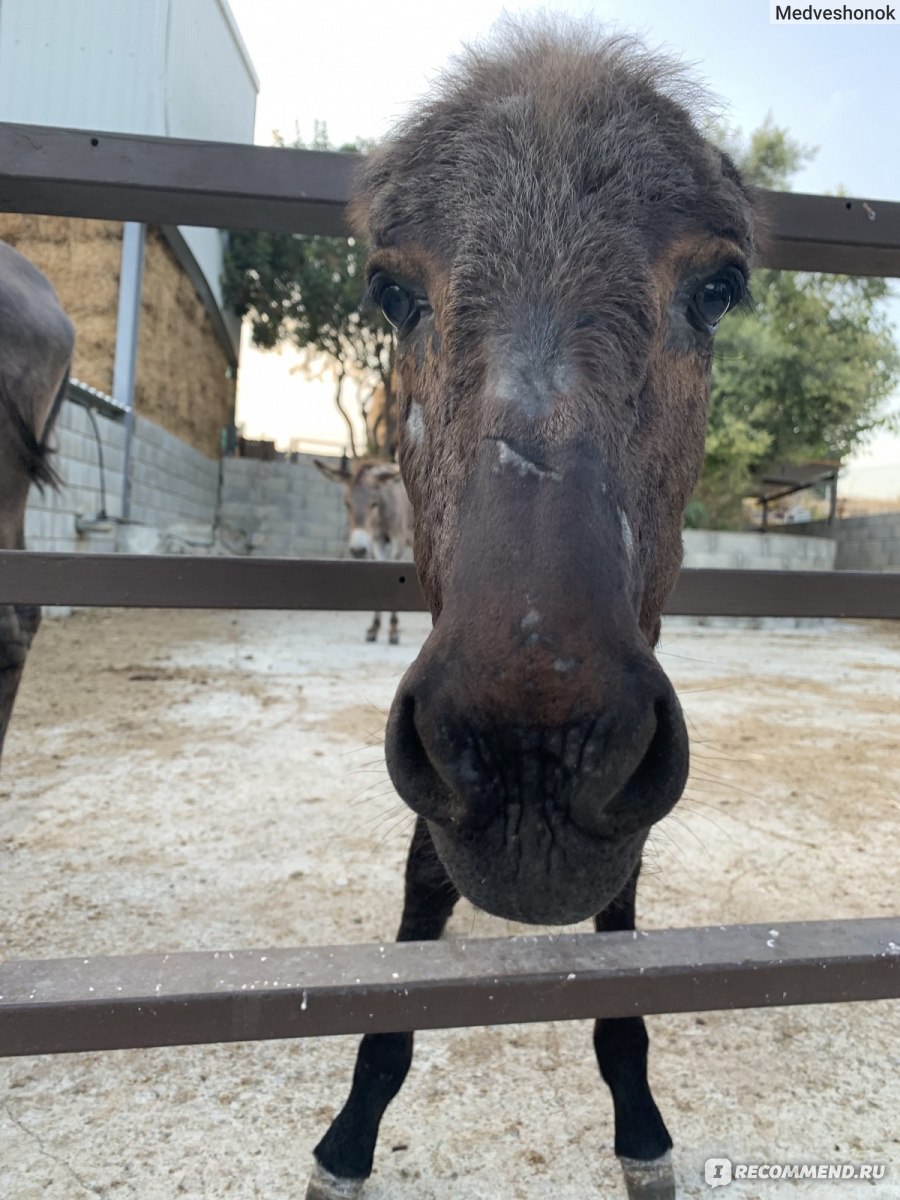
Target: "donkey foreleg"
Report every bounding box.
[365,613,381,643]
[307,818,459,1200]
[594,864,674,1200]
[388,613,399,645]
[0,604,40,763]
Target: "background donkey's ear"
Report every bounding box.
[368,463,402,484]
[313,457,353,484]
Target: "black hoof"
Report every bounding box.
[620,1152,676,1199]
[306,1160,365,1200]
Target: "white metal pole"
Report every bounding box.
[114,221,146,521]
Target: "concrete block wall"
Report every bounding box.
[127,415,219,531]
[682,529,836,571]
[772,514,900,571]
[217,472,841,567]
[219,455,349,558]
[24,400,219,554]
[32,417,882,575]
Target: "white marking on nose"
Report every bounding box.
[554,657,579,674]
[520,608,541,631]
[497,440,561,481]
[486,335,574,419]
[619,507,635,561]
[407,402,424,444]
[349,529,371,556]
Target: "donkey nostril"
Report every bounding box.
[609,690,688,823]
[389,694,438,800]
[387,690,468,825]
[392,694,423,770]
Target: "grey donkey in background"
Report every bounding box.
[314,457,413,643]
[0,240,75,763]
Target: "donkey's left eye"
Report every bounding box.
[689,268,746,331]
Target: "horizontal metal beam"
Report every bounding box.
[757,191,900,277]
[1,125,900,274]
[1,919,896,1057]
[0,123,354,237]
[0,551,423,611]
[1,552,898,619]
[666,565,900,619]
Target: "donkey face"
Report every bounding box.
[352,26,755,924]
[314,459,401,560]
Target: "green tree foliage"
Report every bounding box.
[692,120,900,527]
[222,124,396,457]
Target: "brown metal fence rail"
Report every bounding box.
[0,128,898,1057]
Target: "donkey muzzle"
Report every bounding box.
[384,437,689,923]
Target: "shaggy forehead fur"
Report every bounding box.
[352,20,755,268]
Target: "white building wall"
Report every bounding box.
[0,0,257,330]
[0,1,168,133]
[164,0,257,143]
[162,0,258,331]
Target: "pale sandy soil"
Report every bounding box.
[1,609,898,1200]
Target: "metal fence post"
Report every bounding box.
[114,220,146,521]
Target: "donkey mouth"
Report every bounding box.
[429,814,649,925]
[385,697,689,925]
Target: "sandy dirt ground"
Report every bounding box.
[1,609,898,1200]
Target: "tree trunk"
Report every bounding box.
[381,371,399,460]
[332,369,357,458]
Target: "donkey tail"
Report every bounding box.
[0,368,68,491]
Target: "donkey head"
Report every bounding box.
[315,458,402,560]
[352,23,755,924]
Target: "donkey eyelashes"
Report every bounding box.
[365,270,430,337]
[688,265,751,334]
[364,278,752,349]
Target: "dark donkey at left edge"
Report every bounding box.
[0,240,75,765]
[307,19,756,1200]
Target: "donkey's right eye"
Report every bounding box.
[370,273,420,334]
[383,285,416,329]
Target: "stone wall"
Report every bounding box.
[772,514,900,571]
[0,215,235,458]
[134,227,236,458]
[34,421,882,576]
[0,214,121,394]
[682,529,836,571]
[218,456,349,558]
[25,400,219,555]
[217,471,842,567]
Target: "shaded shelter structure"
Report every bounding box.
[747,459,840,529]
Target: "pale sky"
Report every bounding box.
[228,0,900,492]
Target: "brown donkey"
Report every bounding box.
[0,241,74,764]
[308,21,755,1200]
